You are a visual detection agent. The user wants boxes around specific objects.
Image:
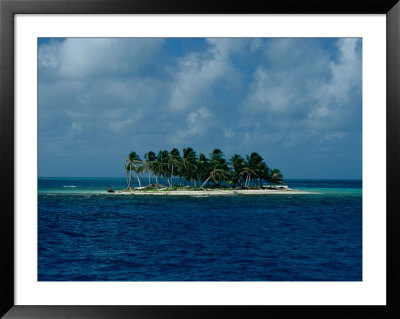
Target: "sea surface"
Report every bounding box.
[38,178,362,281]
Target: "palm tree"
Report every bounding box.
[125,162,133,189]
[123,148,282,190]
[125,151,142,189]
[270,168,284,186]
[247,152,264,187]
[210,149,224,165]
[196,153,209,186]
[240,166,254,187]
[240,154,262,188]
[156,150,171,186]
[128,151,143,188]
[229,154,246,186]
[133,165,143,188]
[210,149,229,171]
[144,151,157,186]
[205,149,230,187]
[200,168,230,188]
[182,147,197,186]
[259,162,270,188]
[169,148,182,186]
[152,151,164,185]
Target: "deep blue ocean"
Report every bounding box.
[38,178,362,281]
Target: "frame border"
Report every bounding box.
[1,0,399,318]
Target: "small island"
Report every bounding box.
[110,148,308,195]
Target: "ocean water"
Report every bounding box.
[38,178,362,281]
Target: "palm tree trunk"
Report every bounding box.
[131,174,136,187]
[136,172,142,188]
[148,169,151,186]
[166,175,171,187]
[171,166,174,186]
[155,174,159,184]
[200,175,213,188]
[128,166,132,189]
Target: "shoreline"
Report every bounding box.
[110,188,311,196]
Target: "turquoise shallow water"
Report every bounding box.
[38,178,362,281]
[38,178,362,195]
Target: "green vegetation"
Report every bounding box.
[124,148,285,190]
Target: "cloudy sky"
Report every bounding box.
[38,38,362,179]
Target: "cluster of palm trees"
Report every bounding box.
[124,148,284,189]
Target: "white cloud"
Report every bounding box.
[38,41,61,68]
[168,51,228,111]
[169,107,212,144]
[38,38,362,178]
[246,68,295,114]
[186,107,211,136]
[168,39,250,111]
[39,38,164,80]
[224,128,235,139]
[64,121,84,140]
[244,38,361,130]
[310,38,362,117]
[108,118,134,133]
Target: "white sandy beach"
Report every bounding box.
[110,188,310,196]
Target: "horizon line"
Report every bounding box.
[38,176,362,181]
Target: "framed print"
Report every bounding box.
[1,0,399,318]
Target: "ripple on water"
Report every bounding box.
[38,189,362,281]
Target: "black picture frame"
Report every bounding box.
[1,0,399,318]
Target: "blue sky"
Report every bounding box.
[38,38,362,179]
